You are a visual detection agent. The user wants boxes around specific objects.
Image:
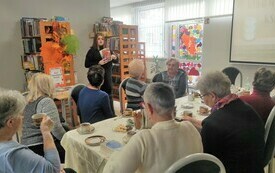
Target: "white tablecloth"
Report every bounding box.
[175,96,209,121]
[61,117,130,173]
[61,96,209,173]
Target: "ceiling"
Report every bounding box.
[110,0,146,8]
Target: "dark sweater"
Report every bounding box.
[201,99,265,173]
[240,89,275,124]
[78,87,114,124]
[85,47,117,94]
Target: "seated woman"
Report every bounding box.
[240,67,275,124]
[152,57,187,98]
[78,65,114,123]
[21,73,66,163]
[197,71,265,173]
[0,88,60,173]
[125,59,147,110]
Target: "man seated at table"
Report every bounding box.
[103,83,203,173]
[240,67,275,124]
[152,58,187,98]
[78,65,114,123]
[197,71,265,173]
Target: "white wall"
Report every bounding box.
[0,0,110,91]
[202,16,275,85]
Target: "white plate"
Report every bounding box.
[76,125,95,135]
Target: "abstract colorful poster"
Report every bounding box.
[179,23,203,60]
[179,61,202,76]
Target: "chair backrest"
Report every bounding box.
[263,106,275,167]
[119,78,130,114]
[165,153,226,173]
[222,67,243,87]
[68,84,86,126]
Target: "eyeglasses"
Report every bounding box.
[200,93,209,99]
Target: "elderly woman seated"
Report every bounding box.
[152,57,187,98]
[0,88,61,173]
[196,71,265,173]
[240,67,275,124]
[21,73,66,163]
[125,59,147,110]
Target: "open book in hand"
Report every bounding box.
[100,48,111,61]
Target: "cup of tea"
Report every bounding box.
[124,108,133,116]
[79,122,93,133]
[133,110,142,129]
[32,113,46,127]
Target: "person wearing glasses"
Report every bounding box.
[103,83,202,173]
[197,71,265,173]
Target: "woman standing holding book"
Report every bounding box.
[85,33,117,115]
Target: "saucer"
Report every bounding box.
[85,135,106,146]
[76,125,95,135]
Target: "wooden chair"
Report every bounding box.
[118,78,130,114]
[68,84,86,127]
[165,153,226,173]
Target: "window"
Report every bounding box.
[136,4,164,58]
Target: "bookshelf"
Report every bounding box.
[20,18,75,87]
[20,17,45,73]
[94,18,146,110]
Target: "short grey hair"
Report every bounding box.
[166,58,180,67]
[253,67,275,92]
[143,82,175,117]
[0,88,26,128]
[196,71,231,98]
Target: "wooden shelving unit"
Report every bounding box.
[20,18,75,87]
[39,21,75,87]
[112,25,146,111]
[94,19,146,111]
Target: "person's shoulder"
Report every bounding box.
[38,97,54,105]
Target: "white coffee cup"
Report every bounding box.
[79,122,92,133]
[32,113,47,127]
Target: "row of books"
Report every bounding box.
[21,55,43,71]
[20,17,46,37]
[106,37,120,51]
[94,21,123,37]
[22,38,41,53]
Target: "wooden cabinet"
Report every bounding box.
[110,25,146,110]
[39,21,75,87]
[20,18,75,87]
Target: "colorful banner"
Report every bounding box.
[179,23,203,60]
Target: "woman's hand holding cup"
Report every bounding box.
[40,115,54,133]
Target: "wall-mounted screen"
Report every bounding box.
[230,0,275,64]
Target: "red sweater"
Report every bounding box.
[240,88,275,124]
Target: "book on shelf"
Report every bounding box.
[22,38,41,53]
[20,17,46,37]
[21,55,43,71]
